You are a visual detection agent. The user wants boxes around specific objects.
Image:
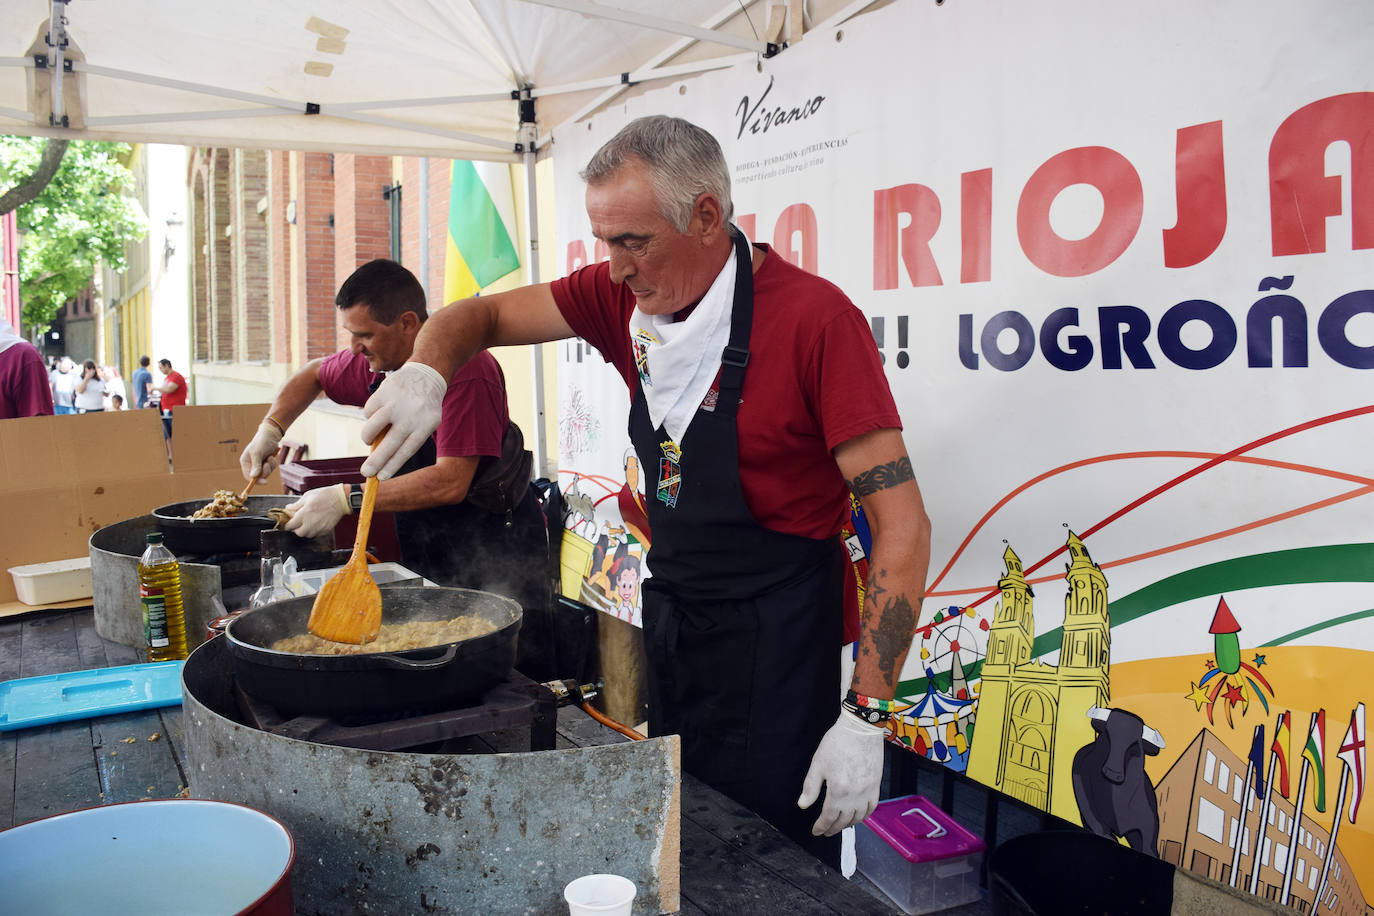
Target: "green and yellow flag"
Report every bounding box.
[1303,709,1327,812]
[443,159,520,306]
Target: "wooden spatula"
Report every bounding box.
[237,471,260,505]
[306,468,382,645]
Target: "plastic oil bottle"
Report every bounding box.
[139,532,188,661]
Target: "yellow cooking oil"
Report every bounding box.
[138,532,188,661]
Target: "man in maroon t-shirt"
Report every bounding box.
[239,259,554,678]
[0,319,54,419]
[359,116,932,866]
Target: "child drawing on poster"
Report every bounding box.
[610,552,642,622]
[583,523,645,626]
[556,450,652,628]
[617,448,651,547]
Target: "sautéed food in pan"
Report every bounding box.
[270,615,498,655]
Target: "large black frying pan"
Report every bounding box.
[152,495,300,555]
[223,586,522,716]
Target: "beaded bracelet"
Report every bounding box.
[842,690,897,725]
[845,690,898,712]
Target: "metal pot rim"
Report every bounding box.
[219,586,523,715]
[152,496,291,525]
[223,586,522,665]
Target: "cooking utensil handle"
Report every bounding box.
[350,474,379,562]
[349,436,384,563]
[372,644,458,670]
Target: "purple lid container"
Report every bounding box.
[862,795,986,863]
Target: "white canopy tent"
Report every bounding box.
[0,0,879,160]
[1,0,882,471]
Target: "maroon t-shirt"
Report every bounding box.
[0,343,55,419]
[551,243,900,537]
[318,349,507,459]
[551,243,902,641]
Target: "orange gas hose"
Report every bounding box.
[580,702,645,741]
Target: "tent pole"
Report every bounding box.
[418,158,430,302]
[519,94,550,481]
[46,0,69,127]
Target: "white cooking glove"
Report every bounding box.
[359,362,447,480]
[282,483,351,539]
[240,421,284,480]
[797,706,887,836]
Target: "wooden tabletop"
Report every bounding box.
[0,607,933,915]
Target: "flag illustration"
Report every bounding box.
[1272,710,1292,797]
[443,159,520,305]
[1338,703,1366,824]
[1247,723,1266,798]
[1303,709,1327,812]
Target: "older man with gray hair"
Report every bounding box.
[361,115,931,867]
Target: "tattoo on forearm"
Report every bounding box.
[873,591,918,683]
[861,565,917,682]
[864,567,889,611]
[849,457,914,497]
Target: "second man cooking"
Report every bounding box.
[239,258,554,678]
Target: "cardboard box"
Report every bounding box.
[170,404,284,475]
[0,405,280,606]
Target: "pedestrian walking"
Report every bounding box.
[51,356,76,414]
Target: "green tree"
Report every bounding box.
[0,137,146,330]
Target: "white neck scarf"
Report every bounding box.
[0,318,23,355]
[626,242,737,444]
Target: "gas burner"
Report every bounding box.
[232,670,557,753]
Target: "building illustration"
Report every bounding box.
[965,531,1111,824]
[1155,728,1367,915]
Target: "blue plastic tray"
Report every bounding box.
[0,661,185,731]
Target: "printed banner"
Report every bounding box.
[550,1,1373,907]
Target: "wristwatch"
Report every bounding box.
[347,482,364,511]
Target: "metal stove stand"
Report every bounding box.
[233,669,558,752]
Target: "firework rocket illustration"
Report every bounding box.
[1185,596,1277,727]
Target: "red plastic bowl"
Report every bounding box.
[0,798,294,914]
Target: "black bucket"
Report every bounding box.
[989,830,1174,915]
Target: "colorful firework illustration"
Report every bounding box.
[1184,596,1277,727]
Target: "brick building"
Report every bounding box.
[179,147,553,466]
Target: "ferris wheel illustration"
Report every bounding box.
[917,605,989,695]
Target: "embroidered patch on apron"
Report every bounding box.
[700,384,718,412]
[632,328,657,388]
[657,438,682,508]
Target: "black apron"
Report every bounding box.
[370,380,555,680]
[629,230,844,866]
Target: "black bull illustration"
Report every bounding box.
[1071,706,1166,856]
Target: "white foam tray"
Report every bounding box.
[8,557,94,606]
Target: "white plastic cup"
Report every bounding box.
[564,873,637,915]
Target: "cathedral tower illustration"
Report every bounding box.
[965,532,1111,824]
